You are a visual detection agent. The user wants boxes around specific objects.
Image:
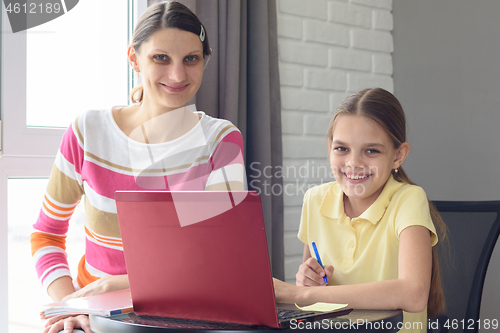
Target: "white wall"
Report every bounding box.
[276,0,394,283]
[276,0,500,327]
[392,0,500,329]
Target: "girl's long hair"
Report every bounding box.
[328,88,446,317]
[129,1,211,104]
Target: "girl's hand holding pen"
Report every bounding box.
[295,257,333,287]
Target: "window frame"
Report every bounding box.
[1,22,66,157]
[0,1,147,330]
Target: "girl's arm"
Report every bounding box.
[274,225,432,313]
[295,245,333,286]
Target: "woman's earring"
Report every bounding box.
[394,168,399,173]
[135,71,140,78]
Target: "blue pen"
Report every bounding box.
[311,242,328,284]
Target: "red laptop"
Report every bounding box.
[115,190,351,328]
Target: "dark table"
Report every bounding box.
[89,309,403,332]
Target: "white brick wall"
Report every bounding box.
[277,0,394,283]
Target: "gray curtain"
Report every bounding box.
[147,0,284,279]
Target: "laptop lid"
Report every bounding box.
[115,191,280,328]
[115,191,351,328]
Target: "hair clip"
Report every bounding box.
[200,25,205,42]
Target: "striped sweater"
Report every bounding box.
[31,108,246,292]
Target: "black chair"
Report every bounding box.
[428,201,500,333]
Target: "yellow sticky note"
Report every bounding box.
[295,302,348,312]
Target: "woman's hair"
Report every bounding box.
[328,88,447,317]
[129,1,211,103]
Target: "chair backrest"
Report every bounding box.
[432,201,500,333]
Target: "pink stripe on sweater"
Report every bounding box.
[210,131,245,170]
[33,209,69,235]
[81,162,162,198]
[82,159,216,197]
[35,251,68,281]
[41,267,69,287]
[59,124,84,175]
[85,239,127,275]
[221,130,244,152]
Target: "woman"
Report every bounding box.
[32,2,246,332]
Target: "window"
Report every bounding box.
[0,1,147,332]
[26,1,129,128]
[8,178,85,333]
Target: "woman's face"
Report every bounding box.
[130,28,204,110]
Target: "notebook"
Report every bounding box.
[114,190,351,328]
[40,289,133,320]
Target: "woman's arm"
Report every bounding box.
[61,274,130,301]
[45,274,129,333]
[47,276,76,302]
[48,274,130,302]
[205,127,246,191]
[275,225,432,313]
[32,122,85,294]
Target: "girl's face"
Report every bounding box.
[329,114,408,208]
[129,28,204,110]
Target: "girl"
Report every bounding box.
[273,88,446,333]
[32,2,246,333]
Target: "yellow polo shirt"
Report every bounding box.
[298,176,438,333]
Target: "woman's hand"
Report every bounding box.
[43,275,129,332]
[296,257,333,287]
[62,274,129,301]
[43,314,91,333]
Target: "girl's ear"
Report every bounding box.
[128,46,140,72]
[393,142,410,169]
